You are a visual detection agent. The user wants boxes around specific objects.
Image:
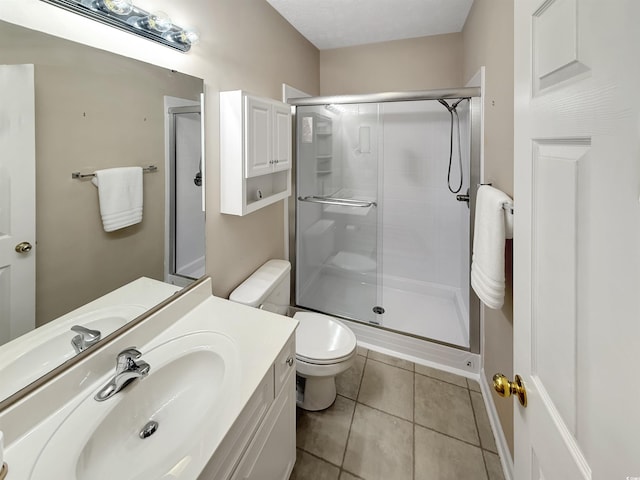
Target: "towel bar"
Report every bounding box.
[71,165,158,179]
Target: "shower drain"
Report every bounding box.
[372,306,385,314]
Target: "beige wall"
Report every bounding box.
[200,1,320,297]
[1,0,320,301]
[320,33,463,95]
[462,0,515,456]
[0,22,202,326]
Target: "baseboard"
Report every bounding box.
[479,367,514,480]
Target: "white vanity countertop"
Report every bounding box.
[0,277,298,480]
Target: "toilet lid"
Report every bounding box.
[294,312,356,364]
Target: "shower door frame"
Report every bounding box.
[289,88,482,354]
[166,103,205,287]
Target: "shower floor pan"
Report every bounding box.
[299,267,469,348]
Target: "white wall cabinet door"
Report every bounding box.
[272,103,292,172]
[513,1,640,479]
[245,95,272,178]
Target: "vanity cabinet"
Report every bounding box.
[220,90,292,216]
[230,368,295,480]
[198,334,296,480]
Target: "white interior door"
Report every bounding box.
[513,1,640,479]
[0,64,36,345]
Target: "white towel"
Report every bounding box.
[471,185,513,309]
[91,167,143,232]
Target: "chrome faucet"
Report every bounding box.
[94,348,150,402]
[71,325,101,354]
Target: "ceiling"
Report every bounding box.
[266,0,474,50]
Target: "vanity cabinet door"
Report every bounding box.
[230,370,296,480]
[274,336,295,395]
[198,368,274,480]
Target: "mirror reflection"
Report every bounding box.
[0,20,205,402]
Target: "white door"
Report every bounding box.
[0,64,36,345]
[245,96,272,178]
[513,1,640,479]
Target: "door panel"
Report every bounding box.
[531,141,589,437]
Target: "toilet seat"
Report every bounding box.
[294,312,357,365]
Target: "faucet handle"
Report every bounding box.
[71,325,101,342]
[70,325,102,354]
[116,347,143,374]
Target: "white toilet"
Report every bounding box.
[229,259,357,411]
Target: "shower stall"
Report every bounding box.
[165,97,205,286]
[292,88,480,351]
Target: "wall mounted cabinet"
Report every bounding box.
[220,90,292,216]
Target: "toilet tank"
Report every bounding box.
[229,260,291,315]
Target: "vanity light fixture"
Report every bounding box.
[39,0,199,52]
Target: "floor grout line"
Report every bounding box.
[467,387,491,480]
[412,371,416,480]
[415,368,472,389]
[337,353,368,477]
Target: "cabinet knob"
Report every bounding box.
[286,356,294,367]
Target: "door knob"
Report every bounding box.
[493,373,527,407]
[15,241,33,254]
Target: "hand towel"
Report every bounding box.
[471,185,513,309]
[91,167,143,232]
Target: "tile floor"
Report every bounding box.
[290,348,506,480]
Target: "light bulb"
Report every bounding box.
[100,0,133,15]
[147,11,172,33]
[173,29,200,46]
[184,29,200,45]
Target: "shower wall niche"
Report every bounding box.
[296,99,472,348]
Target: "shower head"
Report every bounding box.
[438,98,467,112]
[438,99,452,111]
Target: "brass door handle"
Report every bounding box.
[493,373,527,407]
[15,241,33,254]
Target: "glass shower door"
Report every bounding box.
[295,104,380,324]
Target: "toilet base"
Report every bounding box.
[296,375,337,411]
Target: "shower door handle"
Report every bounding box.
[298,196,377,208]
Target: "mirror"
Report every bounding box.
[0,20,205,402]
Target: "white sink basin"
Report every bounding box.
[30,331,238,480]
[0,305,146,400]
